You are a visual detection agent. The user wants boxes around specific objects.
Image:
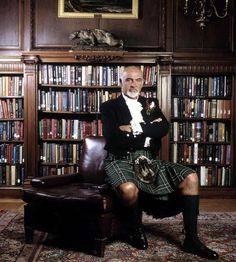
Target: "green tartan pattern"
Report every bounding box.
[104,150,195,198]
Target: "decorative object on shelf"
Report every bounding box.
[184,0,229,30]
[75,54,123,63]
[58,0,138,19]
[69,29,124,50]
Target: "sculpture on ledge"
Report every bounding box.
[69,29,124,50]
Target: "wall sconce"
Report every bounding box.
[184,0,229,30]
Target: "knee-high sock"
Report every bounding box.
[121,201,142,231]
[182,195,199,241]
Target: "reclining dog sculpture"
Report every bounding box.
[69,29,123,48]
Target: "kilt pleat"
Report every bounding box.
[104,151,195,198]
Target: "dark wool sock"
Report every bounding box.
[182,195,200,241]
[120,201,142,231]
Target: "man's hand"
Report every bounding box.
[119,125,132,133]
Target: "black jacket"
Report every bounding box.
[100,95,169,157]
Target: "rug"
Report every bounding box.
[0,209,235,262]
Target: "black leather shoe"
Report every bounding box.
[128,226,148,250]
[183,239,219,260]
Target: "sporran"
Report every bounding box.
[133,155,155,184]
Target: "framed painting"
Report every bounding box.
[58,0,138,19]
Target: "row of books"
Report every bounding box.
[0,164,24,186]
[38,89,157,113]
[39,119,102,140]
[39,165,79,177]
[0,98,24,119]
[194,166,232,186]
[172,76,232,97]
[171,143,231,165]
[0,76,24,97]
[172,98,231,119]
[39,142,82,164]
[0,121,24,141]
[39,64,157,86]
[0,144,24,164]
[171,121,230,143]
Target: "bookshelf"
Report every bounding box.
[22,52,236,198]
[171,75,232,185]
[0,61,24,197]
[38,64,157,176]
[22,51,172,179]
[171,60,236,197]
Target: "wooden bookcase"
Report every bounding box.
[171,57,236,198]
[22,51,172,180]
[0,60,24,198]
[21,51,236,198]
[37,63,159,176]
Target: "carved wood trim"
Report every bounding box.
[172,64,236,74]
[0,62,23,73]
[75,54,123,63]
[21,51,173,65]
[160,0,166,50]
[21,55,40,64]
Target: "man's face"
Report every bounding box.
[120,67,144,99]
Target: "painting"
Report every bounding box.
[58,0,138,19]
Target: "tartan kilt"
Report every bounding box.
[104,150,195,199]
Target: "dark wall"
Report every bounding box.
[173,0,235,53]
[0,0,235,55]
[0,0,23,52]
[32,0,165,50]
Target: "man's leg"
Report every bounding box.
[179,173,219,260]
[117,182,148,250]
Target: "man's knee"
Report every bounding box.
[179,173,199,195]
[186,173,199,186]
[117,182,139,205]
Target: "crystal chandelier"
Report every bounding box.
[184,0,229,30]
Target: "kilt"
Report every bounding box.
[104,150,195,200]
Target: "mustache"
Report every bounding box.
[129,88,139,92]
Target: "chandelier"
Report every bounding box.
[184,0,229,30]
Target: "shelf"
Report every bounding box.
[0,140,24,143]
[39,111,100,115]
[200,186,236,198]
[171,74,234,190]
[171,117,231,121]
[39,163,79,166]
[39,84,155,89]
[171,95,231,99]
[170,141,230,145]
[0,72,25,189]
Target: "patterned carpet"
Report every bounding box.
[0,209,235,261]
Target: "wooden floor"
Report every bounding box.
[0,198,236,212]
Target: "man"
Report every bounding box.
[100,66,219,260]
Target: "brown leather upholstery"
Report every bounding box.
[23,136,182,257]
[23,136,117,257]
[79,136,107,184]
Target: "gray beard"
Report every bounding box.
[127,90,139,99]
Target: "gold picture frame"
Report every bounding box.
[58,0,138,19]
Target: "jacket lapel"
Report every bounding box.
[116,95,132,122]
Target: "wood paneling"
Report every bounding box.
[173,0,234,53]
[32,0,165,50]
[0,0,235,55]
[0,0,23,51]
